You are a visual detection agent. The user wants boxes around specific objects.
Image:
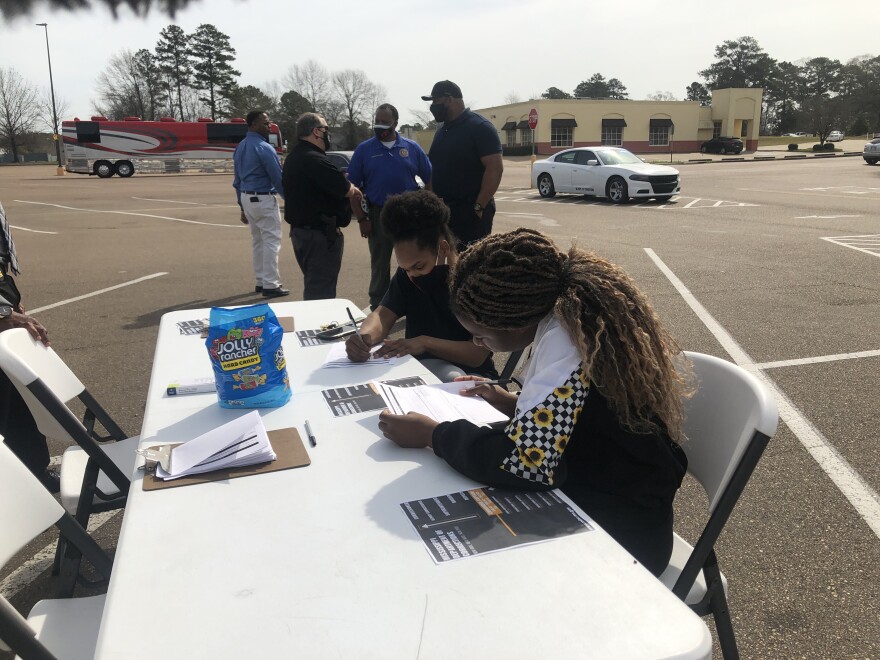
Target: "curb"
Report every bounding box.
[668,152,861,165]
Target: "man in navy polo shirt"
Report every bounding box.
[347,103,432,310]
[421,80,503,247]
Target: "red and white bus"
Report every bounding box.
[61,116,284,178]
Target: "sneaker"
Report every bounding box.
[40,468,61,494]
[255,285,263,293]
[261,287,290,298]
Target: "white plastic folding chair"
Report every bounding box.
[0,439,112,660]
[658,351,779,660]
[0,328,139,594]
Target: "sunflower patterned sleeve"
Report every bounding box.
[500,367,589,485]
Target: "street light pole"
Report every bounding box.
[35,22,64,176]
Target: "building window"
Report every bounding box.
[520,129,532,146]
[648,126,669,146]
[601,126,623,145]
[740,120,749,137]
[713,121,722,138]
[506,130,516,147]
[551,127,573,147]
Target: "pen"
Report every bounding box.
[304,419,317,447]
[346,307,361,335]
[476,379,513,387]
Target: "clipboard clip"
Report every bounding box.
[136,445,174,472]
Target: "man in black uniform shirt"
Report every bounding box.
[421,80,503,247]
[282,113,363,300]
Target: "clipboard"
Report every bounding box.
[142,427,310,491]
[200,316,295,338]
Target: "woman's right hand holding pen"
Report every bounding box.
[454,376,518,417]
[345,332,373,362]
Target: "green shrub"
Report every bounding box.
[812,143,824,151]
[824,142,835,151]
[788,143,798,151]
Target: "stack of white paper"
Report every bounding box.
[376,381,509,426]
[321,342,402,369]
[155,411,276,480]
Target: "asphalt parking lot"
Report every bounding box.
[1,153,878,659]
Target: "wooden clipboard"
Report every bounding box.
[142,427,310,491]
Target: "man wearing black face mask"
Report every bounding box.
[282,112,364,300]
[421,80,503,247]
[347,103,433,310]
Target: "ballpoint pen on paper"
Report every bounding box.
[304,419,317,447]
[346,307,361,337]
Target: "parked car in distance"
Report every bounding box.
[531,147,680,203]
[326,150,353,173]
[783,132,807,137]
[827,131,845,142]
[700,136,744,154]
[863,137,880,165]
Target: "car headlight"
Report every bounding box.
[628,174,651,182]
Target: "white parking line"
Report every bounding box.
[13,200,243,229]
[0,510,121,600]
[9,225,58,235]
[756,349,880,370]
[29,272,168,314]
[131,196,205,205]
[821,234,880,259]
[644,248,880,540]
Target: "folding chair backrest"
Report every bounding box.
[681,351,779,512]
[0,328,87,445]
[0,439,65,570]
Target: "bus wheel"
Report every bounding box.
[94,161,114,178]
[115,161,134,178]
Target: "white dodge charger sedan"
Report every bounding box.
[531,147,680,203]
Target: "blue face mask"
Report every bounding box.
[373,124,394,140]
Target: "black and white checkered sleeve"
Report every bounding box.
[500,367,589,485]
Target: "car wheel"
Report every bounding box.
[606,176,629,204]
[700,145,708,154]
[537,174,556,198]
[719,147,727,155]
[94,160,114,178]
[865,158,878,165]
[115,160,135,178]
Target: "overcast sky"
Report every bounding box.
[1,0,877,128]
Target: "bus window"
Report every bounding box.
[207,124,248,144]
[76,121,101,143]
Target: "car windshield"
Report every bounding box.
[596,149,643,165]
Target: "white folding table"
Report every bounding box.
[94,299,712,660]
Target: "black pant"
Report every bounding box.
[291,227,345,301]
[0,369,49,475]
[448,199,495,249]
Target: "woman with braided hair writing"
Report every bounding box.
[378,227,691,574]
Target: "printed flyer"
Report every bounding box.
[400,487,593,564]
[322,376,427,417]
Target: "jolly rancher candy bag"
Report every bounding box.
[205,303,291,408]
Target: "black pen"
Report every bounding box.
[346,307,361,336]
[304,419,317,447]
[475,379,513,387]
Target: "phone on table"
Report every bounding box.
[315,323,357,341]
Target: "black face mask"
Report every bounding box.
[322,131,331,151]
[410,263,450,292]
[373,124,395,140]
[429,102,448,123]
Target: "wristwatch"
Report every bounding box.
[0,305,12,319]
[473,202,484,213]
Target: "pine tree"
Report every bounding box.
[155,25,192,120]
[189,24,240,120]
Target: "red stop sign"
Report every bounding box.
[528,108,538,130]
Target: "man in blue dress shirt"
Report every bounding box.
[347,104,432,310]
[232,110,289,298]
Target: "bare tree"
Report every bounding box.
[646,91,678,101]
[0,67,39,161]
[93,50,151,119]
[36,90,70,132]
[283,60,332,114]
[408,108,437,130]
[332,69,376,148]
[503,91,521,104]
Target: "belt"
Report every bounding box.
[243,190,273,195]
[292,224,322,231]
